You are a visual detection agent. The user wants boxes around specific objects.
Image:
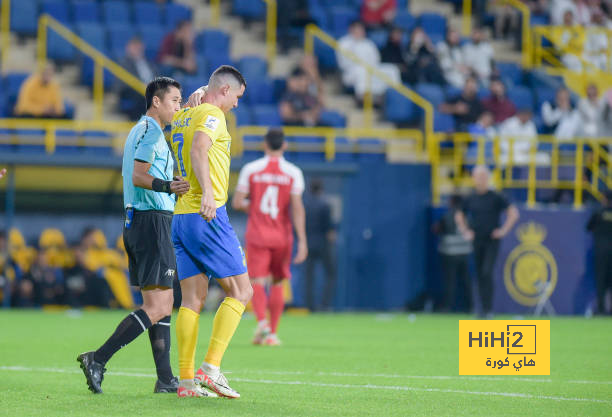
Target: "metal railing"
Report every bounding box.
[233,125,424,162]
[433,133,612,208]
[36,14,146,121]
[0,118,136,154]
[263,0,277,70]
[1,0,9,74]
[303,25,434,147]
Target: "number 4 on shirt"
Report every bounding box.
[260,185,279,219]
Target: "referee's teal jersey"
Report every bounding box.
[122,115,175,211]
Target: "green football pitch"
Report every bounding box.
[1,310,611,416]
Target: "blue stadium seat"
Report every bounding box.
[434,112,455,132]
[444,85,462,99]
[535,86,556,109]
[394,11,415,32]
[41,0,70,24]
[329,6,359,37]
[419,13,446,41]
[80,58,114,87]
[231,105,252,126]
[180,76,203,100]
[48,28,77,61]
[252,105,282,126]
[165,3,192,29]
[76,23,107,52]
[415,83,445,107]
[107,24,136,58]
[272,78,287,102]
[308,6,329,31]
[72,1,100,24]
[244,78,275,105]
[195,30,230,60]
[384,89,417,124]
[314,38,337,71]
[319,110,347,127]
[206,54,234,73]
[496,61,523,86]
[103,1,131,25]
[133,1,163,26]
[10,0,38,36]
[232,0,265,20]
[237,56,268,81]
[195,55,209,78]
[507,86,535,112]
[136,25,168,61]
[368,29,389,49]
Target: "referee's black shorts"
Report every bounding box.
[123,209,176,288]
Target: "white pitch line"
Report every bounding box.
[0,366,610,406]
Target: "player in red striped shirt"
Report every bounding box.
[232,129,307,346]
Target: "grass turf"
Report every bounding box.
[0,310,611,416]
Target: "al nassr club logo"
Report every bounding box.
[504,222,558,306]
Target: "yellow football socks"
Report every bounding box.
[176,306,200,380]
[203,297,245,367]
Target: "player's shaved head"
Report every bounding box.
[472,165,490,193]
[208,65,246,91]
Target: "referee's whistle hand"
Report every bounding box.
[170,178,190,196]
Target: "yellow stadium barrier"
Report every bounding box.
[532,25,612,95]
[1,0,9,74]
[263,0,277,70]
[303,24,434,149]
[36,14,146,121]
[433,133,612,207]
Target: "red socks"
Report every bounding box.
[268,284,284,334]
[251,283,267,323]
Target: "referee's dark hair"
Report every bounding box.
[264,128,284,151]
[145,76,182,110]
[209,65,247,89]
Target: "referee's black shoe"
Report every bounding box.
[77,351,106,394]
[154,376,179,393]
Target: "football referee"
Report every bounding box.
[77,77,189,394]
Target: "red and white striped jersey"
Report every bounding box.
[236,156,305,248]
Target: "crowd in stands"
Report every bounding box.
[0,228,137,309]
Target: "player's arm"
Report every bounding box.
[185,85,208,108]
[231,190,250,212]
[0,168,6,179]
[132,160,190,195]
[232,166,250,212]
[290,193,308,264]
[190,131,217,221]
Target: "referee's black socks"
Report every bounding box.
[94,309,152,365]
[148,315,174,383]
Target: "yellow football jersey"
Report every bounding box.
[171,103,232,214]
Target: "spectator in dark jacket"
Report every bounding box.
[381,27,410,83]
